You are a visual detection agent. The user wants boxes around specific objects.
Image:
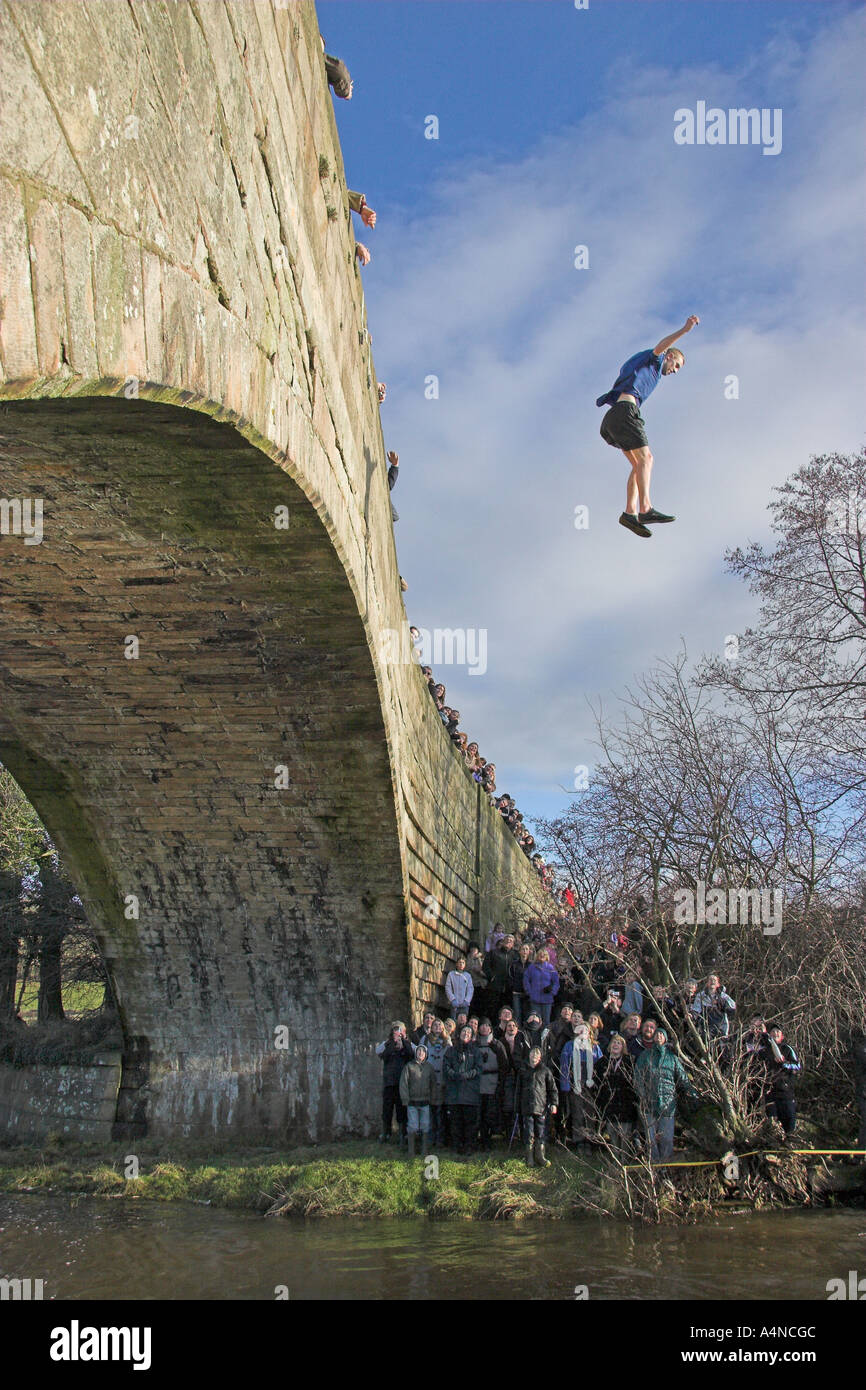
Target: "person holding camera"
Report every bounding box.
[690,973,737,1061]
[756,1024,801,1137]
[597,989,624,1047]
[377,1023,414,1144]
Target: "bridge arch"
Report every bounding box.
[0,393,409,1139]
[0,0,547,1140]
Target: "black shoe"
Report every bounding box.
[638,508,676,524]
[619,512,652,538]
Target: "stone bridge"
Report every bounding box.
[0,0,545,1141]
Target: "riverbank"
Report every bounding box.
[0,1140,579,1220]
[1,1137,863,1222]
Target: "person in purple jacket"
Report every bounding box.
[523,947,560,1027]
[596,315,699,538]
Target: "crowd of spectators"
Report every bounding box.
[415,660,554,886]
[326,41,864,1178]
[326,39,553,889]
[377,923,812,1167]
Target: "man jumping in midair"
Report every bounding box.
[596,315,699,538]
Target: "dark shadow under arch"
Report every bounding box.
[0,397,408,1141]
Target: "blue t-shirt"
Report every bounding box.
[596,349,664,409]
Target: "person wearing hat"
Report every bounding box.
[399,1042,436,1158]
[514,1011,549,1066]
[633,1026,698,1162]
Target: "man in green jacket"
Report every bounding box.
[634,1028,697,1162]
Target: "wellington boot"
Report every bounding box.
[535,1142,551,1168]
[525,1143,536,1168]
[408,1133,416,1159]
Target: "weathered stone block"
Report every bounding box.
[0,1,547,1146]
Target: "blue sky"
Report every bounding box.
[318,0,866,823]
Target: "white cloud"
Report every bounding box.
[367,8,866,823]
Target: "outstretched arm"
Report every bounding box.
[348,190,377,228]
[653,315,699,355]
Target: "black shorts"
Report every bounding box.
[600,401,649,451]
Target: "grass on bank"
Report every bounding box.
[0,1138,592,1220]
[15,982,106,1020]
[0,1133,861,1222]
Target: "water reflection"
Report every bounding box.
[0,1197,864,1300]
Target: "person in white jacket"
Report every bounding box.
[445,956,474,1019]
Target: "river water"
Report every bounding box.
[1,1196,864,1299]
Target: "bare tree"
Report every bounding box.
[534,452,866,1143]
[700,447,866,879]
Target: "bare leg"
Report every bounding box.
[621,446,653,515]
[623,457,640,516]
